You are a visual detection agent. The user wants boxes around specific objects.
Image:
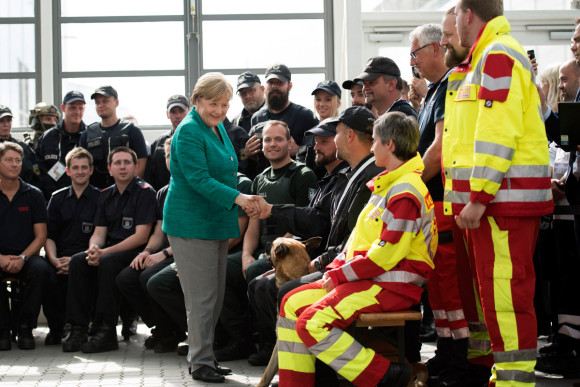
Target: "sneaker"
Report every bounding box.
[63,325,88,352]
[81,324,118,353]
[377,362,411,387]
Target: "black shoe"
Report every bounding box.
[177,344,188,356]
[144,333,161,349]
[44,330,63,345]
[215,338,255,362]
[153,336,179,353]
[62,323,71,340]
[63,325,88,352]
[426,337,453,380]
[378,362,412,387]
[81,324,119,353]
[191,365,225,383]
[0,329,11,351]
[535,351,580,378]
[248,341,275,366]
[121,319,137,341]
[214,362,232,375]
[17,326,35,350]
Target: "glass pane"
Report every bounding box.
[0,24,35,72]
[202,0,323,15]
[377,46,414,85]
[0,0,34,17]
[224,73,326,121]
[523,44,574,76]
[62,76,186,128]
[203,20,325,69]
[61,0,183,16]
[61,22,185,72]
[362,0,570,11]
[0,79,36,129]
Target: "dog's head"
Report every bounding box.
[268,237,322,287]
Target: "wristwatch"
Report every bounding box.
[19,254,28,262]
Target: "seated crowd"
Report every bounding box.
[1,2,580,386]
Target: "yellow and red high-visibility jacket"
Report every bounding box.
[326,153,436,295]
[442,16,553,217]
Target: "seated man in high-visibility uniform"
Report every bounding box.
[277,111,438,387]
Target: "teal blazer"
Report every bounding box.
[163,108,239,240]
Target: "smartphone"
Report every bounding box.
[527,50,535,60]
[412,66,420,79]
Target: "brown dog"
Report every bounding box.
[269,237,321,288]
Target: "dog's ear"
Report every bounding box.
[302,237,322,254]
[274,243,290,258]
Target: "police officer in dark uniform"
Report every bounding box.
[62,147,157,353]
[144,94,190,191]
[36,90,87,198]
[0,141,51,351]
[232,72,265,133]
[78,86,149,189]
[0,106,42,190]
[43,148,100,345]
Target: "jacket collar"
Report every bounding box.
[367,153,424,193]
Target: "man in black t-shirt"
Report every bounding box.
[233,72,265,133]
[354,57,418,118]
[63,147,157,354]
[0,141,51,351]
[78,86,149,188]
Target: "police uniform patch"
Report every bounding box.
[82,222,93,234]
[87,138,102,148]
[122,217,133,229]
[458,86,471,99]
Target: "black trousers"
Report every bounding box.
[0,255,50,329]
[42,263,69,332]
[66,250,138,327]
[116,258,175,334]
[146,262,187,334]
[248,273,278,348]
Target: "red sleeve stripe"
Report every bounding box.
[478,53,514,102]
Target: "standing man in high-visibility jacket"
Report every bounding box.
[444,1,553,385]
[277,112,437,387]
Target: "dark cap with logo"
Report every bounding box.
[0,105,13,119]
[326,106,376,134]
[354,57,401,82]
[166,94,190,112]
[305,118,338,137]
[342,79,364,89]
[63,90,86,105]
[91,85,118,100]
[265,64,291,83]
[311,80,342,98]
[237,72,261,91]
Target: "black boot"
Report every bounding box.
[81,324,119,353]
[0,329,11,351]
[63,325,88,352]
[378,362,412,387]
[436,338,470,387]
[17,325,35,350]
[248,340,275,366]
[215,337,255,362]
[121,318,137,341]
[426,337,453,383]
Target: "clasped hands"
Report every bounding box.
[235,194,273,219]
[85,244,104,266]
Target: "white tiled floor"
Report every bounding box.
[0,325,577,386]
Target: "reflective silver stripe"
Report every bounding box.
[382,208,418,233]
[495,369,535,384]
[469,338,492,351]
[474,141,515,161]
[505,164,550,178]
[436,327,452,337]
[444,190,470,205]
[451,327,470,339]
[278,317,296,330]
[448,79,463,92]
[385,182,423,205]
[278,339,311,355]
[309,327,344,355]
[334,252,346,262]
[493,348,537,364]
[368,194,384,208]
[558,314,580,326]
[327,337,364,372]
[450,167,472,181]
[493,188,552,203]
[341,263,359,282]
[558,325,580,340]
[447,309,466,322]
[468,322,488,332]
[486,43,534,76]
[433,309,446,320]
[472,165,505,185]
[481,74,511,91]
[371,270,427,286]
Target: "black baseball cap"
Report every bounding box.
[62,90,86,105]
[311,80,342,98]
[237,72,261,91]
[0,105,13,119]
[91,85,118,100]
[326,106,376,134]
[265,64,291,83]
[166,94,190,112]
[354,57,401,82]
[305,118,338,137]
[342,79,364,89]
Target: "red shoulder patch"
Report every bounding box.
[478,53,514,102]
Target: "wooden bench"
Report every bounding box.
[352,309,423,364]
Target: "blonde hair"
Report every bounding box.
[313,92,341,119]
[538,64,562,113]
[190,72,233,105]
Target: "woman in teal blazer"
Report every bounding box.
[163,72,257,383]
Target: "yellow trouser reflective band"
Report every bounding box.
[371,271,428,287]
[495,368,535,385]
[447,309,466,321]
[494,349,536,385]
[468,321,489,332]
[278,351,316,373]
[494,349,537,364]
[282,287,326,319]
[278,337,311,355]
